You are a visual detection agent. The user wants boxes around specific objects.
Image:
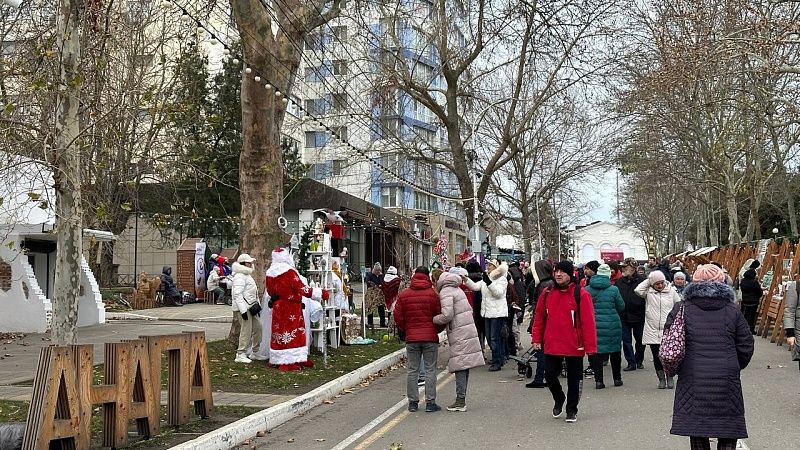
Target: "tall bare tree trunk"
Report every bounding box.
[51,0,84,346]
[695,197,707,247]
[725,193,741,244]
[789,194,798,237]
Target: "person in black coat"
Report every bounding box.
[616,258,647,370]
[666,274,754,450]
[466,260,485,351]
[160,266,183,307]
[739,268,765,334]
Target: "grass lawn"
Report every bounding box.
[0,400,260,449]
[76,330,403,395]
[208,330,404,394]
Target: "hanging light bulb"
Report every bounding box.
[222,48,230,55]
[232,58,239,64]
[160,0,171,8]
[265,83,272,90]
[282,97,289,103]
[180,13,191,23]
[275,91,282,97]
[254,76,261,82]
[245,67,252,74]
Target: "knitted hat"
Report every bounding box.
[554,260,575,279]
[749,260,761,269]
[648,270,666,284]
[693,264,726,283]
[386,266,397,275]
[596,264,612,278]
[673,271,687,280]
[237,253,256,264]
[585,260,600,272]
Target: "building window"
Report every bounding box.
[412,125,436,144]
[332,159,343,176]
[331,126,348,141]
[127,0,152,20]
[305,66,322,82]
[1,40,16,56]
[381,186,401,208]
[332,26,348,42]
[304,98,327,116]
[331,92,347,110]
[305,131,329,148]
[332,60,348,76]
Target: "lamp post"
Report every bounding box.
[535,186,545,260]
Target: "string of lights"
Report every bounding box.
[162,0,473,203]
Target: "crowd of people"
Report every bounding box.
[391,255,757,449]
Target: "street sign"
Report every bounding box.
[468,226,488,243]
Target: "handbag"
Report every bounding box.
[792,343,800,361]
[659,302,686,377]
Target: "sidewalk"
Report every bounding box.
[106,303,232,322]
[0,305,232,385]
[0,385,292,409]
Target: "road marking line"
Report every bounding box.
[353,375,454,450]
[329,371,452,450]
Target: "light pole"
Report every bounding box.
[535,186,545,260]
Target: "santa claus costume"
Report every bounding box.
[265,248,327,371]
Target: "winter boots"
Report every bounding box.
[656,370,667,389]
[666,376,674,389]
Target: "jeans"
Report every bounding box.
[545,355,583,414]
[419,358,427,380]
[406,342,438,403]
[455,369,470,399]
[211,287,225,302]
[485,317,506,367]
[621,321,645,366]
[591,351,622,383]
[533,349,546,382]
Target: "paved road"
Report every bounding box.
[245,330,799,450]
[0,306,232,385]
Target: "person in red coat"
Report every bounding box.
[531,260,597,423]
[380,265,402,313]
[265,248,328,372]
[393,266,443,413]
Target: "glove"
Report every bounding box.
[321,289,329,301]
[268,294,279,308]
[482,272,492,286]
[241,312,248,320]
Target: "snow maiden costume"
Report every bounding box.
[265,248,328,371]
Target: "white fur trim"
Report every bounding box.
[271,248,293,266]
[266,262,297,278]
[232,261,254,275]
[311,287,323,301]
[269,346,308,365]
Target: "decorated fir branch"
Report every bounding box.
[296,223,313,278]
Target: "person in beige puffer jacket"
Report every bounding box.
[434,272,485,412]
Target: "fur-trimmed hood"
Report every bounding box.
[489,262,508,281]
[682,281,735,309]
[232,261,254,276]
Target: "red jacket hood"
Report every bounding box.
[409,272,433,289]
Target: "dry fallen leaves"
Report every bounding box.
[287,438,295,443]
[323,400,335,404]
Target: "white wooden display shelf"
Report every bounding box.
[310,325,340,332]
[308,250,330,255]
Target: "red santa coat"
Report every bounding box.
[265,249,325,365]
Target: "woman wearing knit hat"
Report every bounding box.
[585,264,626,389]
[666,264,753,450]
[634,270,681,389]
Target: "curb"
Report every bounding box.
[173,331,446,450]
[106,313,231,323]
[170,346,408,450]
